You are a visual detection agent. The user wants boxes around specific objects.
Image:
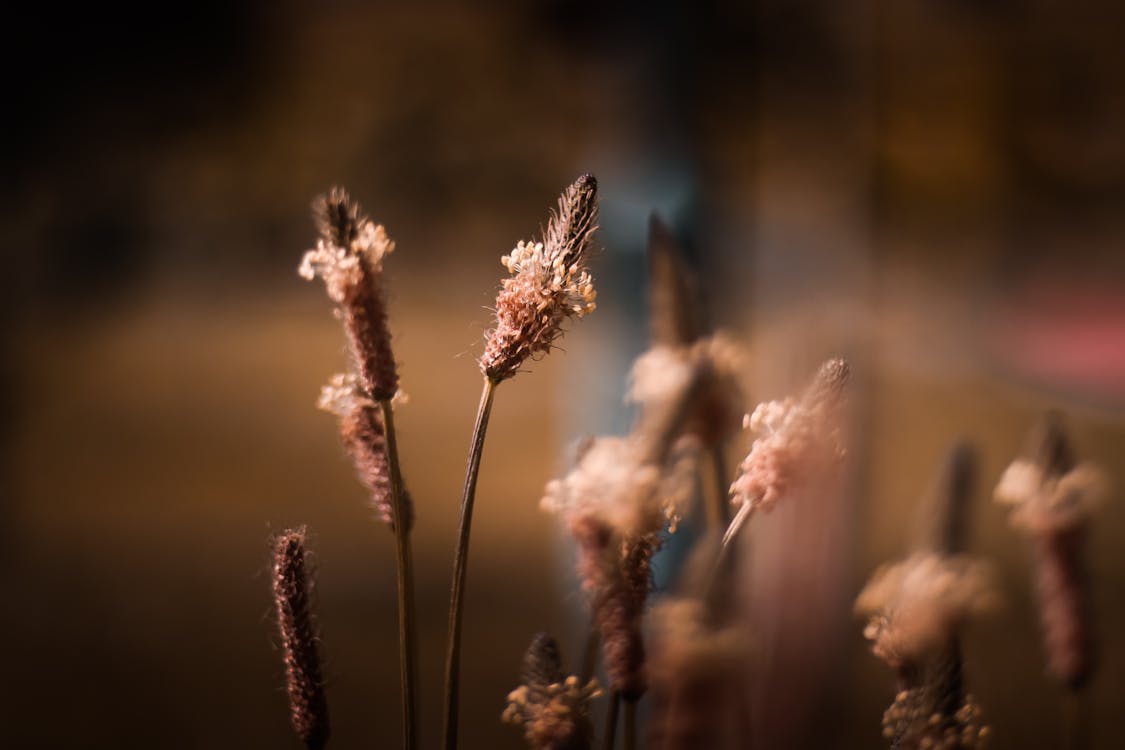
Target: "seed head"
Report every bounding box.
[502,633,600,750]
[568,517,655,700]
[300,188,399,401]
[856,554,996,670]
[272,529,330,750]
[481,175,598,381]
[882,689,989,750]
[646,214,706,348]
[993,413,1107,688]
[318,374,414,532]
[628,334,745,448]
[993,414,1107,534]
[728,357,850,515]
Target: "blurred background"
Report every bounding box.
[2,0,1124,747]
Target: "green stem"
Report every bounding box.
[441,377,499,750]
[603,692,621,750]
[623,697,637,750]
[378,399,419,750]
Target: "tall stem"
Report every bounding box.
[441,377,499,750]
[1064,689,1088,750]
[623,697,637,750]
[378,399,419,750]
[580,621,600,684]
[703,502,753,622]
[602,692,621,750]
[709,444,730,529]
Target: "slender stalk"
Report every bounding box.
[702,502,752,621]
[709,445,730,529]
[378,399,419,750]
[602,692,621,750]
[441,377,499,750]
[623,697,637,750]
[1064,689,1088,750]
[580,621,600,684]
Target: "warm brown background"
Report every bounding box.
[3,1,1124,748]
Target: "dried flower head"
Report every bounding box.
[728,357,850,515]
[568,517,656,699]
[481,175,598,381]
[299,188,399,401]
[542,433,699,537]
[646,214,705,348]
[502,633,600,750]
[993,413,1106,688]
[994,457,1107,534]
[272,529,330,750]
[882,689,989,750]
[628,334,745,448]
[856,554,996,669]
[318,374,414,532]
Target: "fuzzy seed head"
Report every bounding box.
[481,175,599,381]
[503,633,600,750]
[272,529,330,750]
[300,188,399,400]
[542,433,698,537]
[568,517,657,700]
[728,357,850,515]
[628,334,745,448]
[994,416,1105,687]
[319,373,413,532]
[856,554,996,669]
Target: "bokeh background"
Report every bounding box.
[3,1,1124,748]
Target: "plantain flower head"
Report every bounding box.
[299,188,399,401]
[728,357,849,515]
[481,175,598,381]
[856,554,996,669]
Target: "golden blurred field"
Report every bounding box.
[3,2,1125,748]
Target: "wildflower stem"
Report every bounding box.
[378,399,419,750]
[580,620,600,683]
[441,377,499,750]
[701,502,753,620]
[709,445,730,529]
[1064,689,1088,750]
[603,692,621,750]
[623,697,637,750]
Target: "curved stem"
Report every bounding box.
[378,399,419,750]
[441,377,499,750]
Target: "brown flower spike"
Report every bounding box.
[318,374,414,532]
[569,518,654,700]
[272,529,330,750]
[993,413,1107,688]
[300,188,399,401]
[503,633,600,750]
[481,175,598,381]
[858,445,995,750]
